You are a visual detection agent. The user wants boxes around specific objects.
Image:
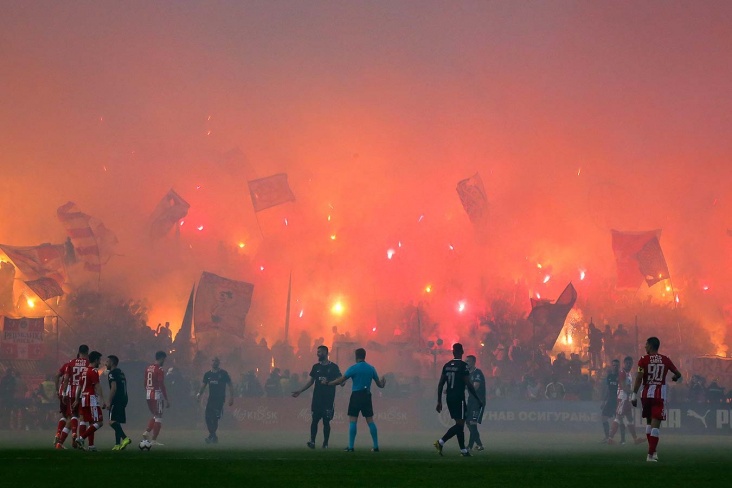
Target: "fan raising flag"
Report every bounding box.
[456,173,488,225]
[149,189,190,240]
[528,283,577,350]
[57,201,118,273]
[611,230,670,288]
[248,173,296,212]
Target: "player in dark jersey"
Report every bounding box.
[434,343,482,457]
[106,355,130,450]
[197,357,233,444]
[465,355,486,451]
[292,345,342,449]
[600,359,620,443]
[631,336,681,462]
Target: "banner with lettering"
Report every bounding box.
[1,316,45,359]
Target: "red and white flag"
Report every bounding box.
[248,174,296,212]
[149,189,190,240]
[0,243,67,283]
[24,277,64,300]
[57,201,118,273]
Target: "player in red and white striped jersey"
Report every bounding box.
[631,337,682,462]
[142,350,170,445]
[73,351,106,451]
[54,345,89,449]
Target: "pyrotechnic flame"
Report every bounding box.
[331,301,344,316]
[259,266,265,271]
[238,242,246,249]
[197,225,204,231]
[330,234,337,240]
[387,249,395,259]
[327,215,331,222]
[543,274,551,284]
[537,263,543,269]
[703,285,710,291]
[579,269,586,280]
[26,297,34,308]
[299,309,304,318]
[425,285,432,293]
[372,327,377,332]
[458,300,466,313]
[448,244,454,251]
[398,241,402,248]
[284,218,288,226]
[180,220,185,226]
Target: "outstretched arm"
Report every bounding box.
[292,377,315,397]
[327,376,348,387]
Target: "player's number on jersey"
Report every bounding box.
[647,363,665,382]
[446,372,456,389]
[146,372,154,388]
[72,366,85,385]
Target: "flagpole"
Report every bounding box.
[284,271,292,343]
[254,213,265,240]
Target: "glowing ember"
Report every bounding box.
[238,242,246,248]
[386,249,395,259]
[327,215,331,221]
[537,263,543,269]
[26,297,34,308]
[197,225,204,231]
[299,309,304,318]
[284,218,288,226]
[180,220,185,226]
[457,300,466,313]
[703,285,710,291]
[372,327,377,332]
[259,266,265,271]
[425,285,432,293]
[543,274,551,284]
[448,244,454,251]
[418,215,424,222]
[330,234,337,240]
[398,241,402,248]
[579,269,586,280]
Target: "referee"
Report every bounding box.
[197,357,234,444]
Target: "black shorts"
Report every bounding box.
[312,404,335,421]
[601,399,617,418]
[446,397,466,421]
[206,402,224,420]
[109,403,126,424]
[467,400,484,424]
[347,390,374,418]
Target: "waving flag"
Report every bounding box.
[248,173,296,212]
[149,189,190,240]
[528,283,577,350]
[24,277,64,300]
[0,243,67,283]
[57,202,118,273]
[194,272,254,337]
[456,173,488,225]
[611,230,670,288]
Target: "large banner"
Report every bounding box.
[0,317,44,360]
[248,173,296,212]
[194,272,254,337]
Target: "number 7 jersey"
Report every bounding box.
[638,354,678,400]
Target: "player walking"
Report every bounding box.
[600,359,620,443]
[631,337,682,462]
[196,357,234,444]
[55,345,90,449]
[465,355,486,451]
[142,351,170,446]
[434,343,483,457]
[607,356,643,445]
[106,355,130,450]
[74,351,106,451]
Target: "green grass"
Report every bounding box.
[0,431,728,488]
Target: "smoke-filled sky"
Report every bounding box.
[1,1,731,351]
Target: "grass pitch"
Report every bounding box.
[0,430,728,488]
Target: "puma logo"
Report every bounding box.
[686,409,710,428]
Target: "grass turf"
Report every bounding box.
[0,431,728,487]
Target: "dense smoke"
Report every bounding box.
[1,2,731,359]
